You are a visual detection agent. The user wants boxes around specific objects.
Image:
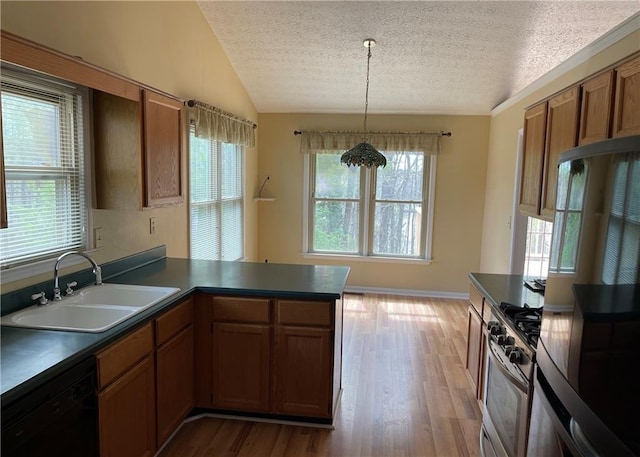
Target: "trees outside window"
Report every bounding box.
[308,151,434,260]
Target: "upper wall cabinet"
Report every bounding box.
[519,102,547,217]
[143,91,183,208]
[520,51,639,221]
[1,31,184,211]
[519,87,579,221]
[579,70,614,145]
[93,90,184,209]
[540,86,579,220]
[612,54,640,138]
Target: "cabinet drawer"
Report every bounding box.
[96,323,153,388]
[277,300,333,327]
[211,296,270,323]
[155,297,193,345]
[469,284,484,316]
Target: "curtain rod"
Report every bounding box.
[293,130,452,137]
[186,99,257,129]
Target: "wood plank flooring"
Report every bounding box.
[158,294,481,457]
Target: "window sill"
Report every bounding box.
[1,248,100,285]
[301,252,433,265]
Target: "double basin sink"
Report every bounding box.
[1,283,181,333]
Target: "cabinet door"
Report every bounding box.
[519,102,547,217]
[579,71,614,145]
[613,54,640,137]
[212,323,270,412]
[465,305,482,398]
[156,325,194,448]
[143,90,183,207]
[93,91,144,210]
[98,356,156,457]
[275,326,332,418]
[540,86,579,220]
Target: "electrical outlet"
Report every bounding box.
[149,217,156,235]
[94,227,104,248]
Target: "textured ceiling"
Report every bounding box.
[198,1,640,115]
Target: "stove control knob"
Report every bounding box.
[497,335,514,346]
[508,347,523,364]
[488,322,505,336]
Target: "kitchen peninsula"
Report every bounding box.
[1,246,350,456]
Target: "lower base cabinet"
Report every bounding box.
[156,326,194,446]
[465,283,488,402]
[154,298,194,448]
[98,356,156,457]
[96,323,156,457]
[275,326,332,417]
[96,297,194,456]
[196,294,342,422]
[212,322,270,412]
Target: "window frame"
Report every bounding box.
[0,66,93,283]
[188,123,245,262]
[303,151,436,263]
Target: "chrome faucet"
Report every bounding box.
[53,251,103,300]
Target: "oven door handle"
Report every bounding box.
[486,333,529,394]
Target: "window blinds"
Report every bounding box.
[0,73,87,268]
[189,124,243,261]
[602,153,640,284]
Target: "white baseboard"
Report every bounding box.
[344,286,469,300]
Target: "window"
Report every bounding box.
[601,153,640,284]
[550,159,587,274]
[523,217,553,278]
[189,124,243,261]
[0,69,89,269]
[307,150,434,259]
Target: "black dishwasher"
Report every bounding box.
[1,357,98,457]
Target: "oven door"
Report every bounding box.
[482,333,530,457]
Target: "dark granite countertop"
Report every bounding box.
[1,249,350,406]
[469,272,545,311]
[573,283,640,320]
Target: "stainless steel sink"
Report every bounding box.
[1,283,180,333]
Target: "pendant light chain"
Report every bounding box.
[340,38,386,168]
[363,44,372,135]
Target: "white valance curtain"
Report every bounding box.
[298,131,446,155]
[187,100,256,147]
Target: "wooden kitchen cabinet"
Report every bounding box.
[520,86,579,220]
[465,284,486,401]
[94,89,183,210]
[195,294,342,422]
[155,297,194,448]
[212,322,271,412]
[612,54,640,138]
[275,326,332,417]
[519,102,547,217]
[96,323,156,457]
[540,86,580,220]
[93,91,144,210]
[210,296,271,412]
[579,70,615,145]
[143,90,183,207]
[275,299,334,418]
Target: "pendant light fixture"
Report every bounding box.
[340,39,387,168]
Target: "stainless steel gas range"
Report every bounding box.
[480,302,542,457]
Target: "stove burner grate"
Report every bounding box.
[499,302,543,348]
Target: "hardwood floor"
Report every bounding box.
[158,294,481,457]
